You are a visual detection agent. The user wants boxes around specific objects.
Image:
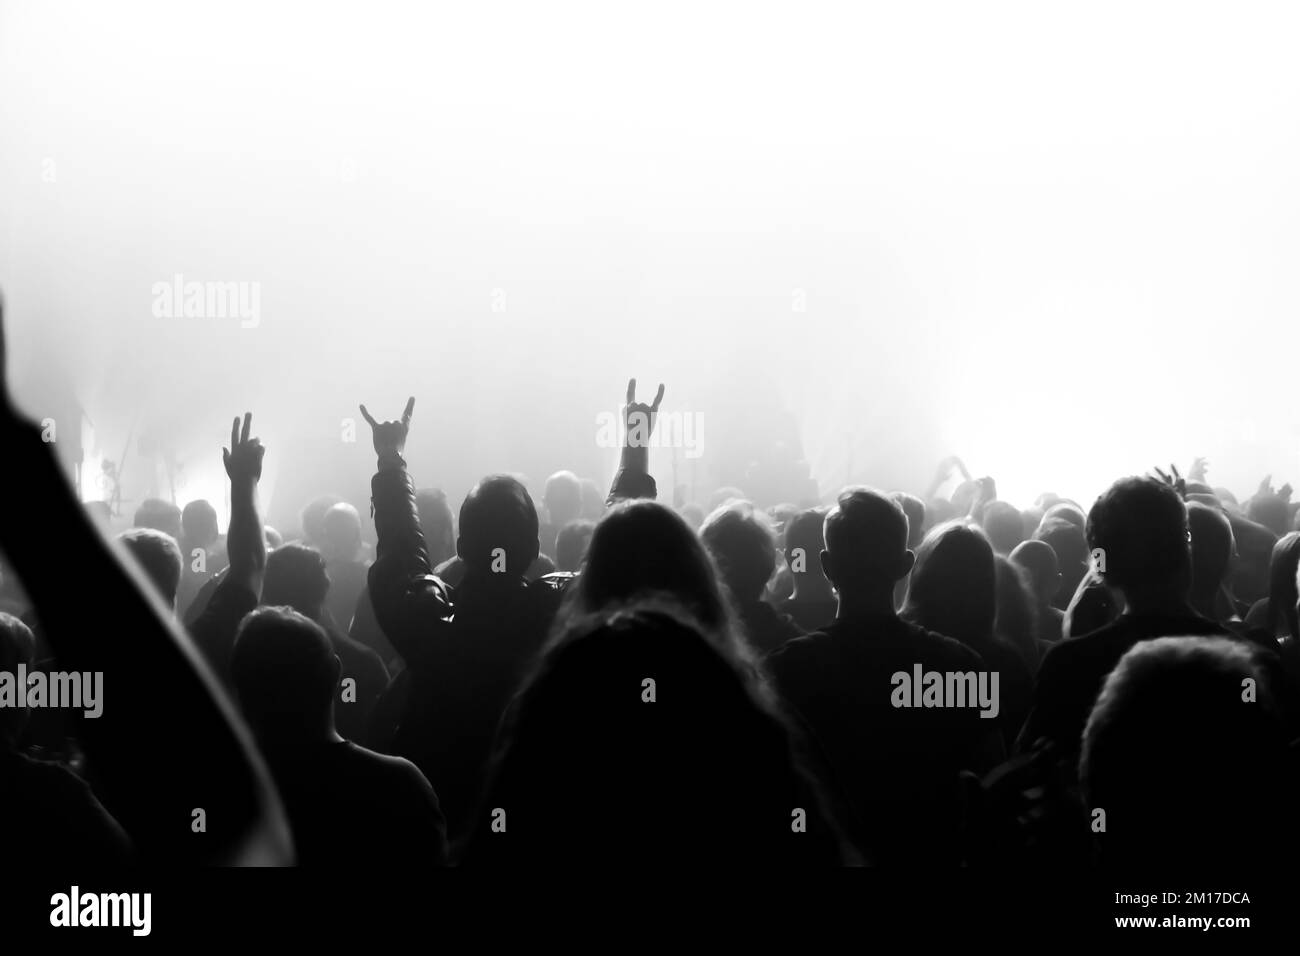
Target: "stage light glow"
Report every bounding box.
[3,1,1299,515]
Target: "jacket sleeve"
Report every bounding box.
[606,437,658,506]
[367,459,455,673]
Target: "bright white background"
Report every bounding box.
[2,1,1298,524]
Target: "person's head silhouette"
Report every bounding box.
[458,475,541,582]
[117,528,183,610]
[904,521,996,645]
[133,498,181,540]
[543,470,582,530]
[1081,636,1293,868]
[700,501,777,604]
[820,488,912,615]
[1010,538,1061,609]
[890,492,926,549]
[1266,531,1300,639]
[1086,477,1191,613]
[299,494,343,548]
[262,544,330,621]
[473,600,840,864]
[981,500,1026,555]
[1186,501,1235,618]
[231,606,341,743]
[321,503,363,564]
[565,500,743,658]
[181,499,219,549]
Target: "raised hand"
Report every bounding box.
[1254,474,1292,502]
[622,378,664,448]
[222,412,267,590]
[359,397,415,460]
[1153,464,1187,500]
[223,412,265,485]
[1187,456,1209,484]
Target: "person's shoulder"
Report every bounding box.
[338,740,421,776]
[899,619,986,668]
[522,572,574,617]
[763,625,836,675]
[769,620,839,651]
[339,742,438,797]
[1037,626,1096,673]
[333,628,388,671]
[1043,611,1192,675]
[209,568,256,609]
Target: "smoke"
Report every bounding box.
[2,0,1298,525]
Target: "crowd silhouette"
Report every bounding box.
[1,297,1298,871]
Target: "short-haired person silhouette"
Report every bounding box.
[116,527,183,611]
[231,606,447,867]
[766,489,1002,865]
[1010,539,1065,645]
[708,486,746,512]
[540,469,582,561]
[1033,514,1090,613]
[177,498,227,614]
[1042,501,1086,529]
[319,501,369,631]
[1080,636,1297,868]
[1019,477,1233,760]
[133,497,181,540]
[700,501,800,655]
[181,498,219,551]
[299,494,343,549]
[462,602,852,866]
[261,544,390,746]
[981,500,1026,555]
